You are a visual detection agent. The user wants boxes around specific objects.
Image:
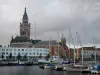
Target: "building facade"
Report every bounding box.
[77,46,100,60]
[10,42,33,48]
[35,40,66,57]
[0,47,50,60]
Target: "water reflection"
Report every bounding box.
[0,66,98,75]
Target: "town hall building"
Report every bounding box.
[10,7,41,48]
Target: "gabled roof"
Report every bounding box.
[35,40,58,46]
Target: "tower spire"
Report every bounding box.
[24,7,26,14]
[22,7,28,22]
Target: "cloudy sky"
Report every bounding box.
[0,0,100,46]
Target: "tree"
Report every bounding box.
[45,53,50,60]
[17,53,21,64]
[91,53,94,61]
[24,53,27,61]
[39,53,42,59]
[8,53,12,63]
[91,54,94,59]
[1,53,4,60]
[9,53,12,60]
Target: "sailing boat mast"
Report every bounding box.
[57,32,60,57]
[61,33,67,58]
[35,23,36,41]
[76,32,79,60]
[49,36,51,59]
[94,45,96,64]
[76,32,83,66]
[34,23,36,47]
[69,29,76,65]
[68,30,70,59]
[92,39,96,64]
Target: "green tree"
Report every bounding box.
[91,54,94,58]
[9,53,12,63]
[9,53,12,60]
[45,53,50,60]
[1,53,4,60]
[91,53,94,61]
[39,53,42,59]
[24,53,27,61]
[17,53,21,64]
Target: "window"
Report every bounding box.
[40,53,42,55]
[33,53,35,55]
[2,49,4,51]
[30,53,31,55]
[2,52,5,55]
[6,52,8,55]
[37,53,39,55]
[22,49,24,51]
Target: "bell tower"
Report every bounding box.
[20,7,30,40]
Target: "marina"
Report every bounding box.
[0,1,100,75]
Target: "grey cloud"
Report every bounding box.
[0,0,100,45]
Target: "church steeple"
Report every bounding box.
[22,7,28,23]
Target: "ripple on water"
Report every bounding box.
[0,66,90,75]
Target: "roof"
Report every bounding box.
[31,39,41,44]
[10,36,30,43]
[23,7,28,21]
[35,40,58,46]
[83,44,100,48]
[66,44,100,49]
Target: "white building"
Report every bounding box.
[80,45,100,59]
[0,47,50,60]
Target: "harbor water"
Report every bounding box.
[0,66,91,75]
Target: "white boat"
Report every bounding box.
[51,63,67,71]
[66,66,83,72]
[38,59,51,64]
[91,70,99,74]
[81,66,91,73]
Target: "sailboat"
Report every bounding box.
[66,30,86,72]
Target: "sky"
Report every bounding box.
[0,0,100,46]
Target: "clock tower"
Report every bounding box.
[20,7,30,40]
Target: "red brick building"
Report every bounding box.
[35,40,65,57]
